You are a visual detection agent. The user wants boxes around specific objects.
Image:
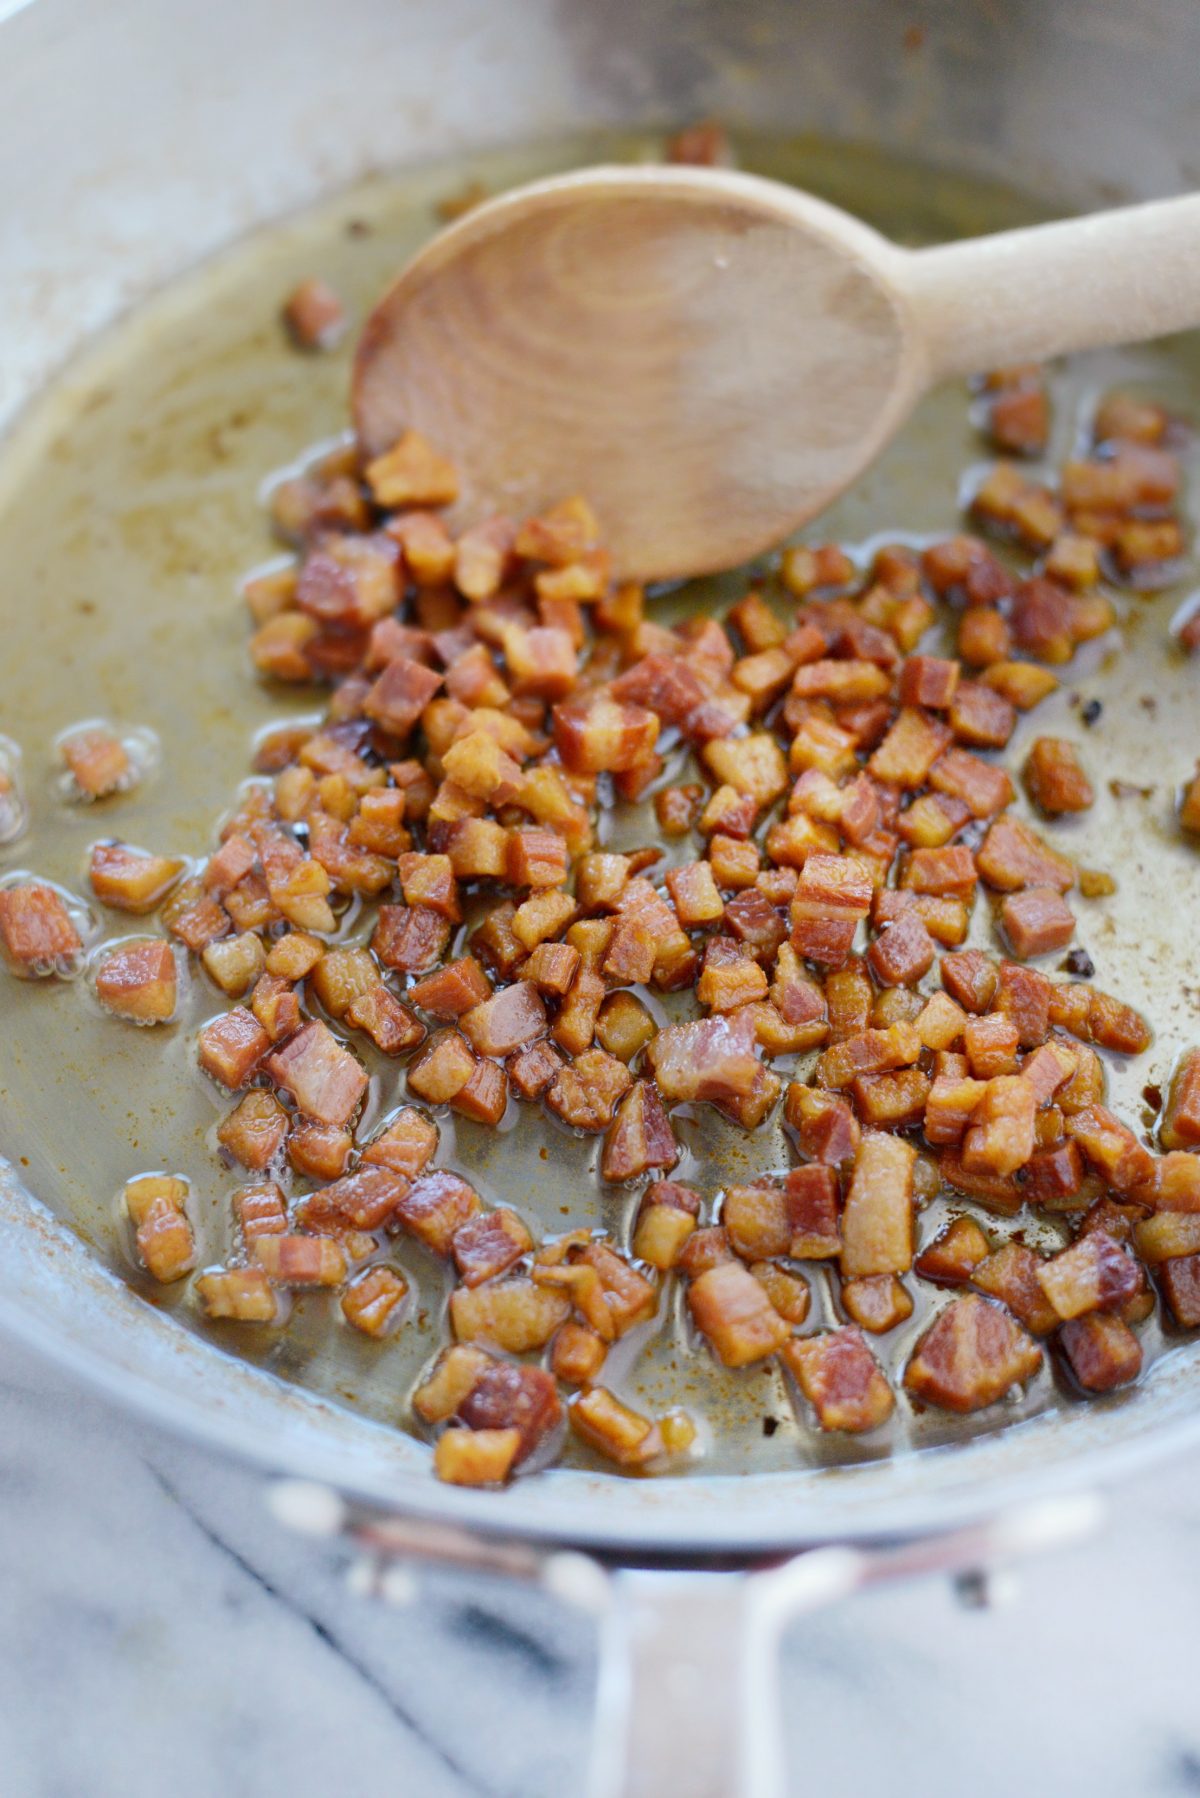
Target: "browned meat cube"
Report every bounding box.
[868,912,935,988]
[972,1242,1058,1334]
[990,964,1052,1052]
[458,1360,562,1463]
[915,1216,990,1285]
[929,748,1014,818]
[288,1122,352,1181]
[752,1263,811,1325]
[962,1013,1019,1078]
[451,1279,570,1352]
[868,708,953,787]
[95,938,177,1023]
[366,429,458,508]
[1084,990,1151,1056]
[721,1183,790,1262]
[940,949,998,1014]
[361,1107,438,1180]
[1025,738,1094,815]
[408,957,493,1019]
[789,853,873,968]
[251,973,301,1043]
[924,1073,988,1146]
[434,1428,521,1487]
[1161,1254,1200,1327]
[547,1049,633,1132]
[840,1133,915,1278]
[1036,1230,1142,1321]
[817,1021,921,1090]
[198,1007,271,1090]
[688,1260,791,1366]
[1162,1050,1200,1150]
[397,1171,483,1255]
[341,1265,410,1337]
[460,981,547,1057]
[962,1075,1037,1177]
[1001,887,1076,959]
[1134,1151,1200,1212]
[0,882,83,975]
[782,1328,894,1432]
[632,1183,701,1270]
[297,535,399,632]
[553,695,659,774]
[898,655,960,709]
[216,1089,289,1171]
[507,1040,565,1101]
[1135,1212,1200,1263]
[453,1209,534,1286]
[253,1234,347,1288]
[451,1057,508,1125]
[841,1274,913,1333]
[655,783,705,837]
[901,845,978,900]
[266,1019,367,1125]
[914,992,968,1052]
[1023,1139,1085,1205]
[1066,1105,1155,1192]
[231,1183,287,1248]
[904,1294,1042,1412]
[852,1068,931,1130]
[363,656,443,737]
[600,1081,677,1182]
[663,863,723,935]
[988,385,1048,455]
[1059,1314,1142,1392]
[372,904,452,974]
[977,815,1074,893]
[59,725,133,800]
[697,939,768,1013]
[196,1266,277,1322]
[569,1388,662,1467]
[395,851,460,921]
[753,1170,833,1267]
[125,1175,195,1283]
[551,1320,608,1384]
[645,1010,765,1120]
[344,986,426,1057]
[406,1029,476,1105]
[948,679,1016,749]
[783,1085,860,1165]
[90,842,186,914]
[298,1166,408,1233]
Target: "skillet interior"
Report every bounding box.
[1,0,1199,1553]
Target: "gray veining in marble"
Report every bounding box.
[1,1338,1198,1798]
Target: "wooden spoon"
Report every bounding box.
[353,166,1200,582]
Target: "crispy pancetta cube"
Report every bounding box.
[265,1018,367,1125]
[782,1328,893,1432]
[688,1260,791,1366]
[904,1294,1042,1412]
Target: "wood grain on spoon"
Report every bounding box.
[353,165,1200,582]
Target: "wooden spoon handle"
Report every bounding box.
[902,192,1200,381]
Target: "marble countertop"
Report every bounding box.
[4,1335,1199,1798]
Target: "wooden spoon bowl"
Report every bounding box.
[354,166,1200,581]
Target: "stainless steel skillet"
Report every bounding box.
[2,0,1200,1792]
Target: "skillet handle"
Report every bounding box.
[584,1497,1108,1798]
[589,1571,777,1798]
[270,1480,1105,1798]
